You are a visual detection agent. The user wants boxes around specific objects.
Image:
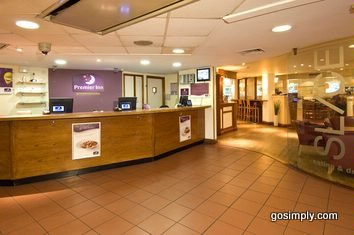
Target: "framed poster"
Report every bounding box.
[191,83,209,96]
[72,122,101,160]
[179,115,191,142]
[0,68,13,94]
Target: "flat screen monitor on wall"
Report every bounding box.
[196,68,210,82]
[49,98,74,113]
[118,97,137,111]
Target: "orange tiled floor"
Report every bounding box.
[0,144,353,234]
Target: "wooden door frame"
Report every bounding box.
[146,76,165,105]
[123,73,144,108]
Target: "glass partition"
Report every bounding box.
[286,39,354,188]
[246,77,255,99]
[238,79,245,99]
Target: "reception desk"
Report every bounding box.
[0,106,209,184]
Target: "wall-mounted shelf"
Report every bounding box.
[17,92,47,95]
[16,82,46,85]
[18,102,46,105]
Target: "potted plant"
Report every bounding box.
[274,100,281,126]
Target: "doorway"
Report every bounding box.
[147,76,165,108]
[123,74,144,109]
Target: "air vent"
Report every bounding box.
[238,48,265,55]
[38,0,199,35]
[134,40,153,46]
[0,43,9,50]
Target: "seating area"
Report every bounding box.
[293,116,354,175]
[237,100,260,123]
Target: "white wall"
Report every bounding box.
[178,68,216,140]
[164,73,178,108]
[0,64,48,116]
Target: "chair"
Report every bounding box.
[244,100,259,122]
[293,120,325,155]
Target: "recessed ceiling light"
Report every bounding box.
[172,62,182,67]
[349,44,354,48]
[300,64,304,67]
[272,24,292,32]
[172,48,185,54]
[241,62,246,66]
[15,20,39,29]
[308,65,312,67]
[340,68,344,71]
[16,48,23,52]
[320,58,325,62]
[96,58,101,62]
[293,65,297,68]
[55,59,67,65]
[140,59,150,65]
[345,63,349,66]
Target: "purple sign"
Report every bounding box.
[73,74,104,92]
[180,88,189,96]
[0,68,13,87]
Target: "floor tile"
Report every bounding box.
[124,226,150,235]
[104,197,137,215]
[94,216,134,235]
[138,213,175,234]
[179,211,215,233]
[125,189,153,203]
[140,195,171,212]
[159,202,192,221]
[265,195,296,211]
[240,190,270,204]
[120,205,154,224]
[208,191,237,206]
[39,210,76,231]
[204,221,244,235]
[0,213,35,233]
[67,200,100,218]
[80,208,116,228]
[49,219,91,235]
[175,193,206,209]
[219,208,254,230]
[8,222,46,235]
[231,198,263,216]
[247,217,286,235]
[324,223,353,235]
[196,200,227,219]
[164,223,200,235]
[91,191,120,206]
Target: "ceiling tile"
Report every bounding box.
[0,0,56,14]
[164,36,207,47]
[17,33,81,46]
[71,34,122,47]
[120,36,164,47]
[167,18,220,36]
[116,18,166,36]
[53,46,92,54]
[87,47,127,54]
[126,47,162,54]
[0,33,35,45]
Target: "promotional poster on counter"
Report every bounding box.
[72,122,101,160]
[179,115,191,142]
[0,68,13,94]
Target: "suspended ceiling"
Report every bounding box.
[0,0,353,74]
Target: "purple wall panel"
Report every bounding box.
[49,69,122,112]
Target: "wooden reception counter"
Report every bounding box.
[0,106,209,185]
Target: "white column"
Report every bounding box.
[262,73,275,122]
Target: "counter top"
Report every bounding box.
[0,105,211,121]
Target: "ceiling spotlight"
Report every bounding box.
[172,62,182,67]
[96,58,101,62]
[345,63,349,66]
[319,58,325,62]
[172,48,185,54]
[16,48,23,52]
[55,59,67,65]
[241,62,246,66]
[340,68,344,71]
[308,65,312,67]
[300,64,304,67]
[349,44,354,48]
[140,59,150,65]
[272,24,292,32]
[16,20,39,29]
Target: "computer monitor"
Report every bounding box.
[49,98,74,113]
[179,95,189,106]
[118,97,137,111]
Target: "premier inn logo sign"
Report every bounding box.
[73,74,104,92]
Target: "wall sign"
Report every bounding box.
[0,68,13,94]
[72,74,104,92]
[179,115,191,142]
[72,122,101,160]
[191,83,209,96]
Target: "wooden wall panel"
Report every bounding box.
[154,110,204,155]
[0,122,12,179]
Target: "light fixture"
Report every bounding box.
[320,58,325,62]
[340,68,344,71]
[241,62,246,66]
[300,64,304,67]
[172,62,182,67]
[15,20,39,29]
[172,48,185,54]
[16,48,23,52]
[293,65,297,68]
[345,63,349,66]
[274,77,279,83]
[140,59,150,65]
[272,24,292,32]
[349,44,354,48]
[96,58,101,62]
[55,59,67,65]
[308,64,312,67]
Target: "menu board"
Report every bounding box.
[179,115,191,142]
[72,122,101,160]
